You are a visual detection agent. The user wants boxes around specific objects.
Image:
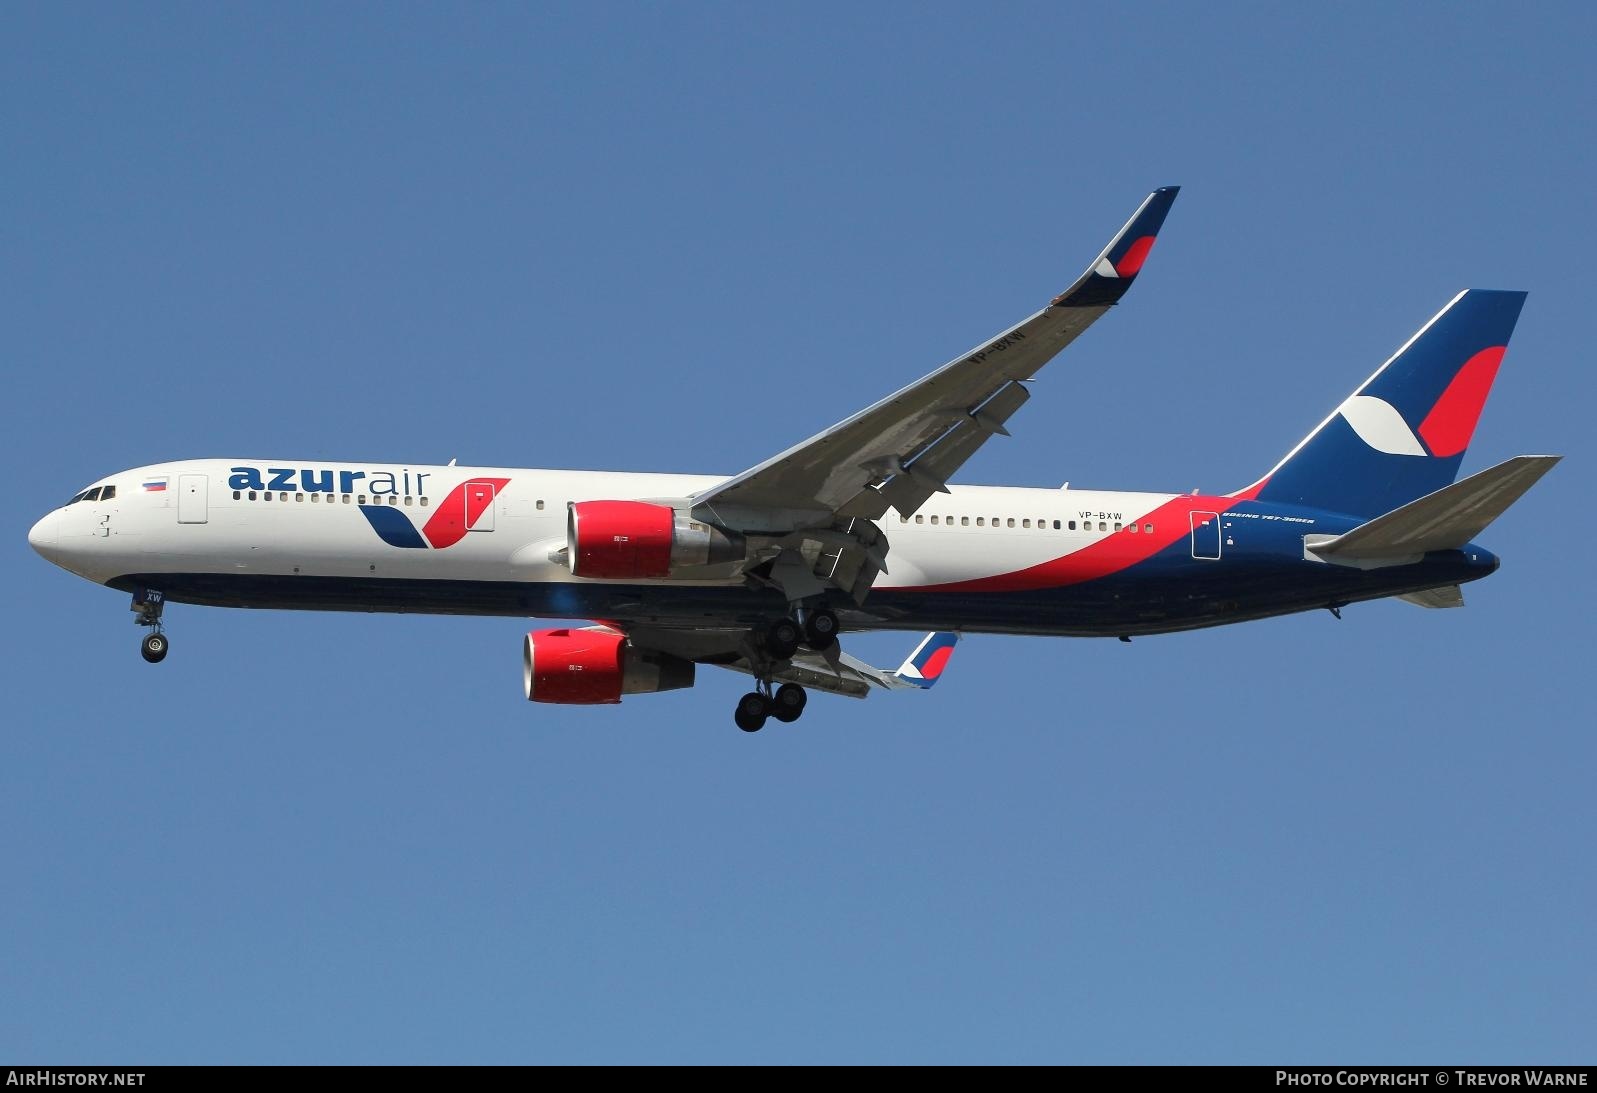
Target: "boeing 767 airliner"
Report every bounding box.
[28,188,1560,730]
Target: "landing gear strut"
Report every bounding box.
[132,587,168,664]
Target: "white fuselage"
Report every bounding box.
[30,458,1183,594]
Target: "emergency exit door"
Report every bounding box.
[1190,510,1220,560]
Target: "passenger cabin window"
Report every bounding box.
[961,516,969,527]
[976,517,985,527]
[1069,520,1077,530]
[930,516,939,525]
[1006,518,1015,528]
[536,500,545,511]
[1144,523,1153,533]
[915,515,924,524]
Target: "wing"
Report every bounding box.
[624,626,961,700]
[691,187,1180,531]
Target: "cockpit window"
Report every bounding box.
[66,485,117,504]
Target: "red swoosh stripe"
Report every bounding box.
[901,494,1242,594]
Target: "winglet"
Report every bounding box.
[893,632,960,689]
[1053,186,1180,308]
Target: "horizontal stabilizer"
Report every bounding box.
[1399,585,1466,609]
[1311,455,1560,560]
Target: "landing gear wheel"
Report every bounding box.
[771,682,807,723]
[803,609,839,651]
[765,617,801,660]
[140,632,169,664]
[734,691,771,733]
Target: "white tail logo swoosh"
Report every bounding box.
[1339,395,1427,457]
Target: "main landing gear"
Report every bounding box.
[761,608,838,660]
[132,587,169,664]
[736,607,837,731]
[735,682,809,733]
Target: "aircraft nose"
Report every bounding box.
[28,509,59,555]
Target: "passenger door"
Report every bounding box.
[177,474,208,524]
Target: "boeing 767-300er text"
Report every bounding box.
[28,188,1561,731]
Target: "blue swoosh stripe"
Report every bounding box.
[360,504,428,548]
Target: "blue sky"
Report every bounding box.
[4,4,1593,1064]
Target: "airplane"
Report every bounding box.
[28,187,1561,732]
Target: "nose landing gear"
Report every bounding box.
[132,587,168,664]
[140,631,168,664]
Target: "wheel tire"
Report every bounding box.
[773,682,807,719]
[140,632,168,664]
[735,691,770,733]
[803,609,839,651]
[766,618,801,660]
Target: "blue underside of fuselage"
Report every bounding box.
[106,531,1498,638]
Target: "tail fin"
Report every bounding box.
[893,632,960,689]
[1238,289,1528,518]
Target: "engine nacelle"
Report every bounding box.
[567,500,743,579]
[523,627,695,704]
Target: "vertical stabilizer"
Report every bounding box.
[1238,290,1527,518]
